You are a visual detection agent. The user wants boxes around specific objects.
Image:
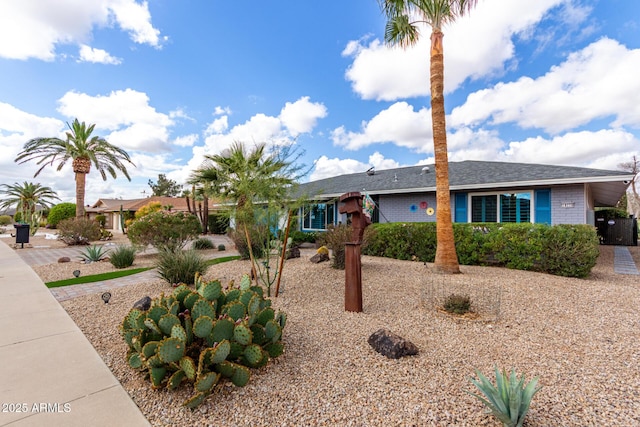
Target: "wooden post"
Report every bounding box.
[344,242,363,312]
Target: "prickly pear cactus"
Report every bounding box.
[120,274,287,408]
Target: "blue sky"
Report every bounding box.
[0,0,639,204]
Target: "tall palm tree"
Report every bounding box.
[379,0,478,274]
[15,118,135,218]
[0,181,60,220]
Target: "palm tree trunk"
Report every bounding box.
[430,30,460,274]
[76,172,86,218]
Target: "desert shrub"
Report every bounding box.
[47,202,76,228]
[155,249,208,285]
[127,211,202,252]
[289,230,318,245]
[192,237,215,250]
[79,244,110,262]
[12,211,22,223]
[317,224,355,269]
[541,224,599,278]
[110,245,137,268]
[134,201,162,219]
[120,274,287,408]
[100,228,113,240]
[208,211,230,234]
[95,214,106,227]
[228,226,267,260]
[218,244,226,251]
[0,215,11,226]
[443,294,471,315]
[57,217,100,245]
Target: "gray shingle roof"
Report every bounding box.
[297,160,633,201]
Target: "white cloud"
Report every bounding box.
[173,134,198,148]
[331,102,432,152]
[279,97,328,136]
[451,38,640,134]
[309,152,402,182]
[78,44,122,64]
[57,89,174,151]
[0,0,163,61]
[343,0,568,101]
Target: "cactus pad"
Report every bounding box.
[265,342,285,358]
[124,309,144,331]
[276,311,287,329]
[239,274,251,290]
[233,322,253,345]
[168,300,180,316]
[249,285,264,298]
[147,305,169,324]
[256,307,275,326]
[183,391,208,409]
[167,369,186,390]
[144,318,162,335]
[195,372,220,393]
[224,301,246,321]
[173,284,191,303]
[225,288,241,303]
[247,295,261,316]
[199,280,222,301]
[180,356,197,380]
[184,315,193,343]
[122,329,138,348]
[192,299,216,321]
[142,341,159,359]
[216,360,236,378]
[229,341,245,360]
[158,313,181,335]
[184,292,201,310]
[210,339,231,364]
[128,352,143,369]
[158,337,185,363]
[231,365,251,387]
[250,324,266,346]
[170,324,187,342]
[212,317,235,342]
[239,289,255,307]
[264,319,282,343]
[150,366,167,388]
[243,344,263,367]
[193,316,214,338]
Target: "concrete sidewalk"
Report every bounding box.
[0,241,150,427]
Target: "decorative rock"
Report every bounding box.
[309,252,329,264]
[286,246,301,259]
[133,296,152,311]
[58,256,71,263]
[367,328,419,359]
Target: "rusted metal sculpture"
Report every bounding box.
[339,192,371,312]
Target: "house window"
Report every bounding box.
[302,203,335,230]
[470,192,532,223]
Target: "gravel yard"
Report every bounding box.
[52,244,640,426]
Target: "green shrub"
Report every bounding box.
[362,222,600,278]
[289,230,317,245]
[79,245,109,262]
[110,245,137,268]
[134,201,162,219]
[57,217,100,245]
[47,202,76,227]
[127,211,202,252]
[318,224,352,269]
[228,226,267,260]
[443,294,471,315]
[120,273,287,408]
[208,211,230,234]
[0,215,11,226]
[95,214,106,227]
[13,211,22,223]
[467,367,541,427]
[156,249,209,285]
[192,237,215,250]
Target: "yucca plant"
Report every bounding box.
[79,244,109,262]
[109,245,137,268]
[155,249,209,285]
[467,367,541,427]
[192,237,215,250]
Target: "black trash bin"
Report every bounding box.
[14,223,30,248]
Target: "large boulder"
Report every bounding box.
[367,328,419,359]
[309,252,329,264]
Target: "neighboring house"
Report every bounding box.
[296,160,635,232]
[86,196,217,232]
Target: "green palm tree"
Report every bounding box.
[379,0,478,274]
[0,181,60,221]
[15,118,135,218]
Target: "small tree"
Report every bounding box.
[148,173,182,197]
[127,210,202,252]
[134,201,163,219]
[47,202,77,227]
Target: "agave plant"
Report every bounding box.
[79,244,110,262]
[467,367,542,427]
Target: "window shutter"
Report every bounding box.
[535,189,551,224]
[454,193,468,223]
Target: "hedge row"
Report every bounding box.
[362,222,600,278]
